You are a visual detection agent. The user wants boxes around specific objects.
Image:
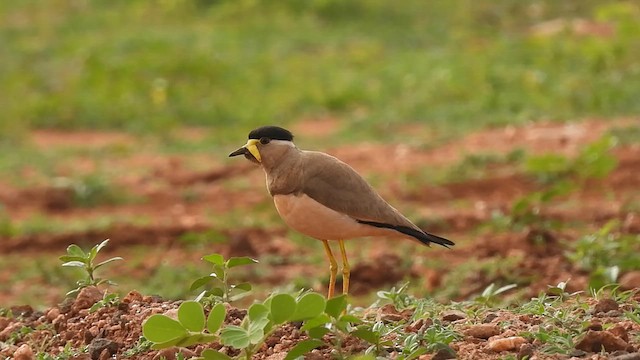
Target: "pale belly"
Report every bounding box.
[273,194,388,241]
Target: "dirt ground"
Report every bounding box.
[0,119,639,359]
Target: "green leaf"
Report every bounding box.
[248,303,269,321]
[202,349,233,360]
[270,293,297,324]
[291,293,325,321]
[94,257,123,269]
[207,303,226,334]
[339,315,362,324]
[351,328,379,344]
[66,244,86,258]
[178,301,206,332]
[231,282,252,292]
[175,333,217,348]
[307,326,330,339]
[94,239,110,254]
[59,255,86,263]
[301,314,331,331]
[150,337,183,350]
[220,325,250,349]
[143,315,188,343]
[203,254,225,266]
[190,276,214,291]
[248,318,269,344]
[208,287,225,298]
[226,257,258,268]
[61,261,86,268]
[324,295,347,318]
[284,339,324,360]
[90,239,110,262]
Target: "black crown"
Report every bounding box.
[248,126,294,142]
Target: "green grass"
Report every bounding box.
[1,1,639,142]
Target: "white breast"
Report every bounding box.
[273,194,389,241]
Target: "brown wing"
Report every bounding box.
[300,151,416,228]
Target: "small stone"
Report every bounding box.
[483,313,499,323]
[72,287,104,313]
[10,305,33,318]
[379,304,404,323]
[265,353,287,360]
[88,338,119,360]
[123,290,143,303]
[517,343,535,360]
[153,348,177,360]
[432,347,457,360]
[0,317,10,332]
[575,330,629,353]
[610,324,630,342]
[594,298,619,314]
[442,310,466,322]
[45,308,60,321]
[13,344,34,360]
[587,321,603,331]
[619,271,640,291]
[464,324,501,339]
[0,322,25,341]
[487,336,527,352]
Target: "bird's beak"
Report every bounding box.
[228,139,261,162]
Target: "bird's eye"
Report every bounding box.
[259,137,270,145]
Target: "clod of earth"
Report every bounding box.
[575,330,631,353]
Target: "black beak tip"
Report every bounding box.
[229,147,247,157]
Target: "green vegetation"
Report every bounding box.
[567,220,640,290]
[190,253,258,304]
[1,1,639,141]
[59,239,122,296]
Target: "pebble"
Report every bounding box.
[593,298,619,314]
[487,336,527,352]
[442,310,466,322]
[88,338,119,360]
[13,344,34,360]
[575,330,629,352]
[72,286,104,313]
[464,324,501,339]
[45,308,60,321]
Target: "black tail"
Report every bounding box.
[356,220,454,248]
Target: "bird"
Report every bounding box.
[229,125,453,298]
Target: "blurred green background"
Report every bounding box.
[1,0,638,141]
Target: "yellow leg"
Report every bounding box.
[322,240,338,298]
[339,240,350,295]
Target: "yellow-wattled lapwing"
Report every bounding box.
[229,126,453,297]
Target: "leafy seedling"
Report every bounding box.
[474,283,517,307]
[144,292,327,360]
[89,292,120,313]
[59,239,123,297]
[143,301,225,350]
[190,253,258,304]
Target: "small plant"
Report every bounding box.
[376,282,416,309]
[474,283,517,307]
[295,294,359,359]
[545,280,583,301]
[59,239,123,296]
[190,253,258,304]
[143,292,327,360]
[89,292,120,313]
[566,220,640,290]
